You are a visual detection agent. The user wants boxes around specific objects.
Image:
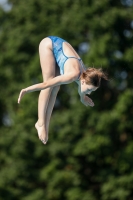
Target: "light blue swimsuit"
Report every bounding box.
[48,36,85,75]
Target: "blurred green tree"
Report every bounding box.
[0,0,133,200]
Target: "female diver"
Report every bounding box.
[18,36,108,144]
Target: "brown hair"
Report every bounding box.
[80,68,108,87]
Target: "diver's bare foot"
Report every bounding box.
[35,122,48,144]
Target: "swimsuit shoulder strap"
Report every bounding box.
[76,59,86,80]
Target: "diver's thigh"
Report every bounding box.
[39,38,56,81]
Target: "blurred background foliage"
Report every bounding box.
[0,0,133,199]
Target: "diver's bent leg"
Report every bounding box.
[45,86,60,142]
[35,37,56,144]
[35,88,52,144]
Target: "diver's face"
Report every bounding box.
[80,79,98,95]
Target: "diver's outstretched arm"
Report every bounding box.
[18,73,78,104]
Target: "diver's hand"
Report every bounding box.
[18,89,27,104]
[81,95,94,107]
